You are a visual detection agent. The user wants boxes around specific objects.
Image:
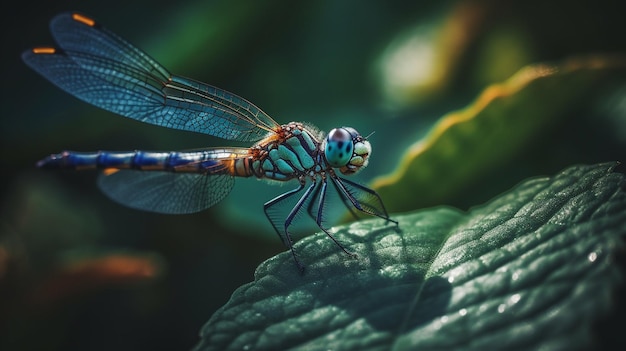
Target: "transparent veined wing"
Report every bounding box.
[98,171,234,214]
[21,12,279,142]
[97,147,252,214]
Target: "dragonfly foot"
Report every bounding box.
[291,253,306,275]
[387,217,399,228]
[345,251,358,260]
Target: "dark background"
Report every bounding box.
[1,0,625,350]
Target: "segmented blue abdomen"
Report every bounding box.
[37,150,227,173]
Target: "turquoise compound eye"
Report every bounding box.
[324,128,354,168]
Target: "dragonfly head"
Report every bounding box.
[323,127,371,175]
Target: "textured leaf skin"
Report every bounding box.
[194,162,625,351]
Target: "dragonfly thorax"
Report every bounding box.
[248,123,371,181]
[249,122,325,181]
[323,127,371,175]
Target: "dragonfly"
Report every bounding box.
[23,12,397,272]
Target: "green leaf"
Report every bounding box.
[194,162,625,350]
[372,56,626,212]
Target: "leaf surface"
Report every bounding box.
[195,163,625,350]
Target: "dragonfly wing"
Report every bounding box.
[97,171,234,214]
[23,49,165,120]
[22,12,278,142]
[164,76,278,141]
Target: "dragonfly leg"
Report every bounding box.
[313,179,357,258]
[307,177,360,221]
[265,180,318,273]
[280,180,320,273]
[264,181,305,247]
[305,181,322,222]
[329,176,361,220]
[332,176,399,226]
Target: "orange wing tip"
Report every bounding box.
[32,47,56,54]
[72,13,96,27]
[103,168,120,176]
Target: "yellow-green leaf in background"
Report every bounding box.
[372,55,626,213]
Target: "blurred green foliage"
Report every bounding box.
[1,0,625,350]
[374,56,626,212]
